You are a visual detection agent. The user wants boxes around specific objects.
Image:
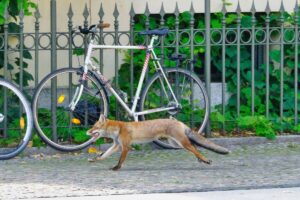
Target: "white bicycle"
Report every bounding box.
[0,78,33,159]
[32,23,209,151]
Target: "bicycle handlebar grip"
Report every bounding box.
[98,23,110,29]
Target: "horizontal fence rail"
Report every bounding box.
[0,0,299,142]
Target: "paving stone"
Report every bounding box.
[0,141,300,199]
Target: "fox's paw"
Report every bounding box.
[198,158,212,165]
[88,158,96,162]
[110,165,121,171]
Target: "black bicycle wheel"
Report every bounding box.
[140,68,209,149]
[32,68,108,151]
[0,78,33,159]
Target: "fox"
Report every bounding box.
[87,114,229,171]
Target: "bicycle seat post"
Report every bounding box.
[149,35,158,49]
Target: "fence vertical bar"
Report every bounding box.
[50,0,57,142]
[205,0,211,136]
[19,9,24,91]
[83,3,89,127]
[130,3,135,101]
[144,3,150,82]
[236,3,241,128]
[265,2,270,118]
[175,3,180,55]
[113,4,120,119]
[3,8,9,138]
[145,3,150,46]
[174,3,180,114]
[159,3,165,65]
[19,9,25,135]
[68,4,73,70]
[190,3,195,129]
[67,3,74,134]
[221,3,227,134]
[280,2,285,133]
[251,2,256,116]
[34,7,41,86]
[294,1,299,127]
[98,3,104,74]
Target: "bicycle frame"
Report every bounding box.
[72,35,179,121]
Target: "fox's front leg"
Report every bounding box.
[111,145,129,171]
[97,143,120,161]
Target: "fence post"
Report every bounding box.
[265,1,271,119]
[98,3,105,74]
[294,1,299,127]
[130,3,135,101]
[113,4,120,119]
[3,8,9,138]
[34,7,41,86]
[50,0,57,142]
[221,3,227,134]
[204,0,211,137]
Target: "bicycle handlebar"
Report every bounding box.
[79,23,110,35]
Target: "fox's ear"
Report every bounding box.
[99,114,106,123]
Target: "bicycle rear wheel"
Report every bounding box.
[140,68,209,149]
[32,68,108,151]
[0,78,33,160]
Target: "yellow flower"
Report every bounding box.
[57,95,65,104]
[88,146,98,154]
[20,117,25,130]
[71,118,81,125]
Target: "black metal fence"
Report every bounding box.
[0,0,299,137]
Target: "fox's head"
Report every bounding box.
[87,114,107,138]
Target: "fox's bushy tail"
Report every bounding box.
[185,129,229,154]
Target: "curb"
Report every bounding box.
[12,135,300,156]
[209,135,300,148]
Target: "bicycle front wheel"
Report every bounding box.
[140,68,209,149]
[0,78,33,160]
[32,68,108,151]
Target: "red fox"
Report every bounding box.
[87,115,229,171]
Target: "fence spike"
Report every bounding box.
[145,2,150,17]
[190,2,195,15]
[129,3,135,17]
[4,7,9,21]
[265,0,271,14]
[221,1,227,14]
[34,6,41,19]
[83,3,89,19]
[174,2,180,16]
[19,9,24,21]
[67,3,73,20]
[236,1,241,14]
[251,0,256,14]
[98,3,104,19]
[160,3,165,17]
[279,0,285,12]
[113,3,119,18]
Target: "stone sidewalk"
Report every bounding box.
[1,136,300,199]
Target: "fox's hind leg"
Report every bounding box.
[171,134,212,164]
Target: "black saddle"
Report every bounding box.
[139,28,169,36]
[170,54,187,61]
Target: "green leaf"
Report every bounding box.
[270,50,281,63]
[73,48,84,56]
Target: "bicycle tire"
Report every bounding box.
[32,68,109,152]
[139,68,209,149]
[0,78,33,160]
